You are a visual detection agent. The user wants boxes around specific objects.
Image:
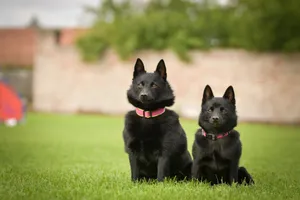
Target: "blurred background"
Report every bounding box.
[1,0,300,125]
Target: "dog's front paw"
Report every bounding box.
[131,177,142,183]
[157,177,165,182]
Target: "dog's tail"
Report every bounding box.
[238,166,255,185]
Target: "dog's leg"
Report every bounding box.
[206,170,219,185]
[192,162,209,183]
[238,166,255,185]
[129,154,140,182]
[228,162,239,185]
[157,156,170,182]
[179,152,193,181]
[192,161,200,180]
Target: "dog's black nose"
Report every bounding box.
[140,94,148,101]
[212,116,219,122]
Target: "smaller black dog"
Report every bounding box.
[192,85,254,185]
[122,58,192,182]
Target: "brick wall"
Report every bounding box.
[59,28,87,46]
[33,31,300,124]
[0,28,86,66]
[0,28,87,103]
[0,29,37,66]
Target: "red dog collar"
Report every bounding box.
[202,129,230,141]
[135,108,165,118]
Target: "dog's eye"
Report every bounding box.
[151,83,158,88]
[208,107,214,112]
[220,107,225,112]
[137,82,144,89]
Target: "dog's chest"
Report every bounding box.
[200,141,230,169]
[133,136,162,164]
[129,120,164,163]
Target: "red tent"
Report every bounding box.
[0,81,23,122]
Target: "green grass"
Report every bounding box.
[1,113,300,200]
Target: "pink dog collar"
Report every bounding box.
[135,108,165,118]
[202,129,230,141]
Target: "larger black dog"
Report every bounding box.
[192,85,254,185]
[122,58,192,182]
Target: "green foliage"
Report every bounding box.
[229,0,300,52]
[76,29,108,62]
[76,0,300,62]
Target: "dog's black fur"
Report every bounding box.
[192,85,254,185]
[122,58,192,182]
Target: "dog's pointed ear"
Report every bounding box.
[223,86,235,105]
[133,58,146,79]
[155,59,167,81]
[202,85,214,105]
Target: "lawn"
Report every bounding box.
[0,113,300,200]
